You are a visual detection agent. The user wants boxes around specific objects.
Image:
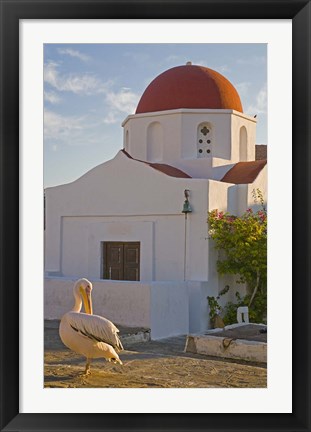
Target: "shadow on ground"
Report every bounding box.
[44,320,267,388]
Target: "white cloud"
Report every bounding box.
[44,63,139,132]
[162,56,230,74]
[62,74,104,94]
[246,84,267,115]
[214,65,230,74]
[123,51,151,63]
[58,48,90,62]
[44,61,60,89]
[44,109,112,147]
[103,112,118,124]
[236,82,251,97]
[44,109,86,142]
[105,88,140,115]
[44,59,140,112]
[44,90,62,104]
[44,61,111,95]
[191,60,230,74]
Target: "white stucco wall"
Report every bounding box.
[150,281,189,339]
[45,150,210,281]
[247,165,267,209]
[187,281,209,333]
[44,277,190,339]
[61,218,154,280]
[222,164,267,217]
[231,114,256,162]
[227,184,249,216]
[45,101,266,336]
[208,179,232,212]
[45,278,151,327]
[122,109,257,179]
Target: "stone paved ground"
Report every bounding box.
[44,321,267,388]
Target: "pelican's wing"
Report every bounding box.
[66,312,123,351]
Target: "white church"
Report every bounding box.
[44,62,267,339]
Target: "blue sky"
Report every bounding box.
[44,43,267,188]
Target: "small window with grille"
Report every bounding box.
[197,123,213,158]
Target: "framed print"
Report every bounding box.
[0,0,310,431]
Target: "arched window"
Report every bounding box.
[147,122,163,162]
[125,129,130,151]
[197,122,213,158]
[239,126,248,161]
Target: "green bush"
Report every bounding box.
[207,189,267,324]
[222,291,267,325]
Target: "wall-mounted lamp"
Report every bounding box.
[182,189,192,214]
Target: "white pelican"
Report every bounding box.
[59,278,123,375]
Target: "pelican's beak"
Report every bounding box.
[80,286,93,315]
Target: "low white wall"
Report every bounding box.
[44,277,151,328]
[187,281,209,333]
[150,282,189,339]
[45,277,190,340]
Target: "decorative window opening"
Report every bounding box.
[147,122,163,162]
[197,122,213,158]
[125,130,130,151]
[200,126,210,135]
[239,126,248,161]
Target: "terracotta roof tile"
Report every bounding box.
[136,65,243,114]
[221,159,267,184]
[121,149,192,178]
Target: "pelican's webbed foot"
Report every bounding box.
[84,359,91,375]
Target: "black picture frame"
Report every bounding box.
[0,1,310,431]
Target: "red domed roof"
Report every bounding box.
[136,64,243,114]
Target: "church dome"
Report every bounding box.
[136,63,243,114]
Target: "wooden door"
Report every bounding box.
[103,242,140,281]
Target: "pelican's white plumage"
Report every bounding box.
[59,278,123,374]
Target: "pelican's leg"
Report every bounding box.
[84,358,91,375]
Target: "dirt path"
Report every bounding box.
[44,322,267,388]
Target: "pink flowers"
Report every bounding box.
[243,207,267,223]
[256,210,266,222]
